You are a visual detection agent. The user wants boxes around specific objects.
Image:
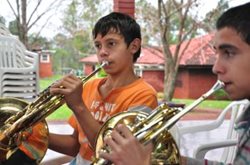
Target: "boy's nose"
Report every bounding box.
[212,60,219,75]
[212,57,224,75]
[99,47,109,57]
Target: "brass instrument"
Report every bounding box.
[0,61,108,163]
[92,80,225,165]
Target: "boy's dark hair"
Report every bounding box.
[92,12,141,62]
[216,2,250,45]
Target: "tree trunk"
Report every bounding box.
[21,0,29,48]
[163,56,178,101]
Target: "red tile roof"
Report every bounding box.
[137,46,164,64]
[177,33,216,65]
[80,34,216,66]
[80,54,97,64]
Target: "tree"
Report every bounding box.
[52,33,75,73]
[202,0,229,32]
[136,0,230,101]
[61,0,110,54]
[53,0,111,71]
[158,0,200,101]
[6,0,64,49]
[136,0,161,46]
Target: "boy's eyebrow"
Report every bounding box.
[214,43,238,50]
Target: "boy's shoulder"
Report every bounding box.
[133,78,157,94]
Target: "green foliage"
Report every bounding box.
[62,0,79,36]
[53,32,84,71]
[73,33,86,52]
[0,16,6,25]
[202,0,229,32]
[81,0,102,28]
[8,20,19,36]
[136,0,161,46]
[52,48,71,74]
[29,34,52,49]
[73,31,94,54]
[51,0,111,74]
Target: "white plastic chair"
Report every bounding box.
[0,30,39,101]
[178,99,249,164]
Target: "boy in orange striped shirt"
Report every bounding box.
[49,12,158,165]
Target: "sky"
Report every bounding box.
[0,0,71,38]
[0,0,249,39]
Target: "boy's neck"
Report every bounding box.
[99,71,139,99]
[104,72,139,90]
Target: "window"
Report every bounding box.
[40,54,50,63]
[135,68,143,77]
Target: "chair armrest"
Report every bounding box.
[193,139,237,159]
[178,121,224,135]
[25,50,39,65]
[179,100,249,135]
[179,110,229,135]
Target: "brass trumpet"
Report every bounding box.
[0,61,108,163]
[92,80,225,165]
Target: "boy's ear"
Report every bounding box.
[129,38,141,54]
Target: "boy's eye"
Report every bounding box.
[94,43,101,49]
[108,41,116,47]
[224,49,235,57]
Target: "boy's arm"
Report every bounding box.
[48,130,80,157]
[70,103,102,147]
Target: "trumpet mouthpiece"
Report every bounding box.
[213,80,225,91]
[101,61,109,67]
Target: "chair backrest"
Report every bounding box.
[220,99,249,163]
[0,36,36,68]
[0,26,40,101]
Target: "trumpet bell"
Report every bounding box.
[0,97,48,163]
[93,110,180,165]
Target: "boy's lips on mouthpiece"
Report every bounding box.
[223,82,233,90]
[101,61,109,66]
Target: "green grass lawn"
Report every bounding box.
[40,75,231,121]
[172,98,230,109]
[40,75,72,121]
